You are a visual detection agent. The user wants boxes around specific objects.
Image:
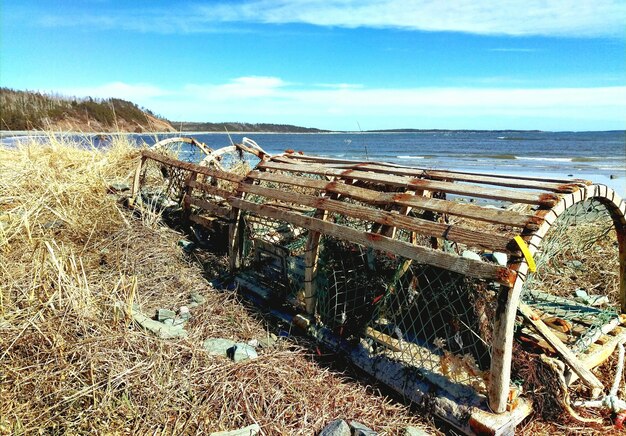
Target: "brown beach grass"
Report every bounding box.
[0,134,435,435]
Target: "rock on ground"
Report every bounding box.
[349,420,377,435]
[403,426,431,436]
[319,419,351,436]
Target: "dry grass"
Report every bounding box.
[0,134,436,435]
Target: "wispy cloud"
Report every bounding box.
[35,0,626,37]
[59,82,168,100]
[54,77,626,130]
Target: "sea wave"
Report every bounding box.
[516,156,572,162]
[396,155,426,160]
[496,136,540,141]
[484,154,517,160]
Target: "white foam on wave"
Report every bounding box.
[515,156,572,162]
[397,155,425,159]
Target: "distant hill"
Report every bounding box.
[174,121,328,133]
[0,88,176,132]
[365,128,544,133]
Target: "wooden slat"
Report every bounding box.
[130,156,146,205]
[189,213,217,228]
[229,197,516,285]
[248,170,537,229]
[188,197,231,218]
[258,161,559,206]
[283,154,591,186]
[518,302,604,396]
[187,180,233,199]
[325,163,581,193]
[238,183,517,253]
[565,328,626,385]
[141,149,245,183]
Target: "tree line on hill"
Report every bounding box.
[0,88,173,132]
[0,88,329,133]
[174,121,328,133]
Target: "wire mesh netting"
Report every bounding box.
[238,211,311,306]
[141,158,192,207]
[520,198,620,354]
[315,237,495,391]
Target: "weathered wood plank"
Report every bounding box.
[565,328,626,385]
[188,197,231,218]
[150,136,213,156]
[130,156,146,205]
[189,213,217,228]
[316,162,582,193]
[518,302,604,396]
[230,197,516,285]
[187,180,234,200]
[258,161,559,206]
[182,171,197,220]
[238,183,517,253]
[248,170,537,228]
[142,149,245,183]
[284,154,591,186]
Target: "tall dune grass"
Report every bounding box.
[0,134,433,435]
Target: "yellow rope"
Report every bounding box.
[514,235,537,273]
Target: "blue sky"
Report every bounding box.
[1,0,625,131]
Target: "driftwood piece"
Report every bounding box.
[518,302,604,397]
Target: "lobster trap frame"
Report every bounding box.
[131,138,626,435]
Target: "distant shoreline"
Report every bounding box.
[2,129,624,136]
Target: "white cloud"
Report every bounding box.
[185,76,287,99]
[52,78,626,130]
[38,0,626,37]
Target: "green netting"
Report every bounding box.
[520,198,620,354]
[315,237,495,391]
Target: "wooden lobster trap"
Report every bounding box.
[132,138,626,435]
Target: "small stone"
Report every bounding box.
[190,292,207,305]
[178,239,196,252]
[403,426,431,436]
[130,306,187,339]
[163,319,174,326]
[157,308,176,321]
[109,182,130,192]
[492,252,508,266]
[179,306,191,319]
[247,339,259,348]
[349,420,377,436]
[189,302,199,308]
[172,318,187,326]
[569,260,583,270]
[319,419,351,436]
[257,333,278,349]
[203,338,237,356]
[42,219,64,230]
[228,343,258,362]
[209,424,260,436]
[462,250,482,261]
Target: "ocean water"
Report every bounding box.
[2,130,625,194]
